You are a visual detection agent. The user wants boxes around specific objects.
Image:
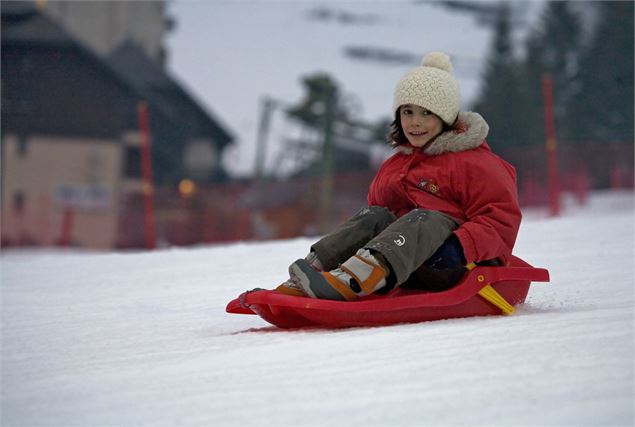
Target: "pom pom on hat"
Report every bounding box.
[421,51,453,73]
[393,51,460,125]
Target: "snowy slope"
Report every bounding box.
[1,191,633,426]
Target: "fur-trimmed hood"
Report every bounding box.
[395,111,489,156]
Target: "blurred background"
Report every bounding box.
[1,0,633,251]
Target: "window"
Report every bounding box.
[13,191,25,215]
[17,135,28,157]
[124,146,141,178]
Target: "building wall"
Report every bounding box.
[40,0,170,63]
[1,134,124,249]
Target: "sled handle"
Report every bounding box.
[478,284,515,315]
[467,263,516,315]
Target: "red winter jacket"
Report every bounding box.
[367,112,521,265]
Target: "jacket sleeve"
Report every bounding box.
[452,155,522,265]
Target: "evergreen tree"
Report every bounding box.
[518,32,546,147]
[473,2,526,148]
[539,1,582,140]
[566,1,634,143]
[518,1,582,145]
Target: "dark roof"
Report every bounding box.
[108,40,234,148]
[1,2,143,104]
[1,1,76,46]
[2,2,234,150]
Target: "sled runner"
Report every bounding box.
[226,256,549,329]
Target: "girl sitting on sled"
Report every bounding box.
[276,51,522,301]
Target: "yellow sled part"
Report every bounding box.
[467,262,516,315]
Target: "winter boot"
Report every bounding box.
[289,249,389,301]
[275,252,323,297]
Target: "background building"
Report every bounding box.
[1,2,234,249]
[37,0,172,64]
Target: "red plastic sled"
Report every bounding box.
[226,256,549,329]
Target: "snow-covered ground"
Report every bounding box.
[1,191,633,426]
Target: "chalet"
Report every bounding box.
[1,2,234,249]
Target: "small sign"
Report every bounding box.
[54,185,112,211]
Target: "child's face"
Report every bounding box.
[399,104,443,148]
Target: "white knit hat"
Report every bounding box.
[393,52,460,125]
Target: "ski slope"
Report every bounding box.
[2,191,633,426]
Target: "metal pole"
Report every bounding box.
[320,93,335,233]
[254,96,275,181]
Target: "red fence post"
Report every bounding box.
[138,102,156,249]
[542,74,561,217]
[57,205,74,247]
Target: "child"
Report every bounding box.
[276,51,522,301]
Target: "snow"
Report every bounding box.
[165,1,545,177]
[1,190,633,426]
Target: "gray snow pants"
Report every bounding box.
[311,206,459,285]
